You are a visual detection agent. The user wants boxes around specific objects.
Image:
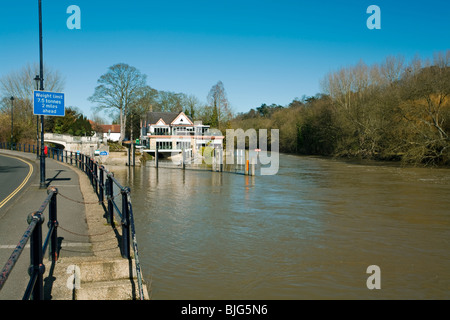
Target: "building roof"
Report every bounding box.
[146,111,194,126]
[100,124,121,133]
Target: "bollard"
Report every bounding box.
[219,148,223,172]
[251,158,255,176]
[182,147,186,170]
[155,144,159,168]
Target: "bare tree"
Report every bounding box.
[207,81,231,127]
[321,59,406,157]
[156,91,185,113]
[184,94,201,119]
[0,63,65,100]
[131,85,158,116]
[89,63,147,143]
[0,63,65,142]
[399,52,450,164]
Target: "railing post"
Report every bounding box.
[48,187,58,262]
[93,161,98,194]
[88,157,91,184]
[107,173,114,225]
[121,187,131,259]
[82,154,85,173]
[90,158,94,186]
[26,212,45,301]
[99,165,104,203]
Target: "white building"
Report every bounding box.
[140,111,223,156]
[100,124,121,142]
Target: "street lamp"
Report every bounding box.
[10,97,14,150]
[34,75,40,159]
[38,0,46,189]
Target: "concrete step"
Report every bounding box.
[77,259,136,283]
[44,257,150,300]
[75,279,141,300]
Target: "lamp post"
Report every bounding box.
[38,0,46,189]
[34,75,40,159]
[10,97,14,150]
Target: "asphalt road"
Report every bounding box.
[0,154,34,215]
[0,153,36,300]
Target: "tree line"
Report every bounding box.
[2,51,449,166]
[231,52,450,166]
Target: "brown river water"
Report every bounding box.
[110,154,450,300]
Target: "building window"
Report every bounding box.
[155,127,169,135]
[156,141,172,150]
[176,141,190,150]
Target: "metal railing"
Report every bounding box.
[75,152,146,300]
[63,150,145,300]
[0,187,58,300]
[0,143,146,300]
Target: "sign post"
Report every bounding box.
[33,90,65,189]
[33,91,65,116]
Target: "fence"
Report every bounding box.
[0,187,58,300]
[0,143,145,300]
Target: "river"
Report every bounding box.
[109,154,450,299]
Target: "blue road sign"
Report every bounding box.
[100,151,109,156]
[33,91,65,116]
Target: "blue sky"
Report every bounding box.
[1,0,449,121]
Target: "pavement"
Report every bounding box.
[0,149,92,300]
